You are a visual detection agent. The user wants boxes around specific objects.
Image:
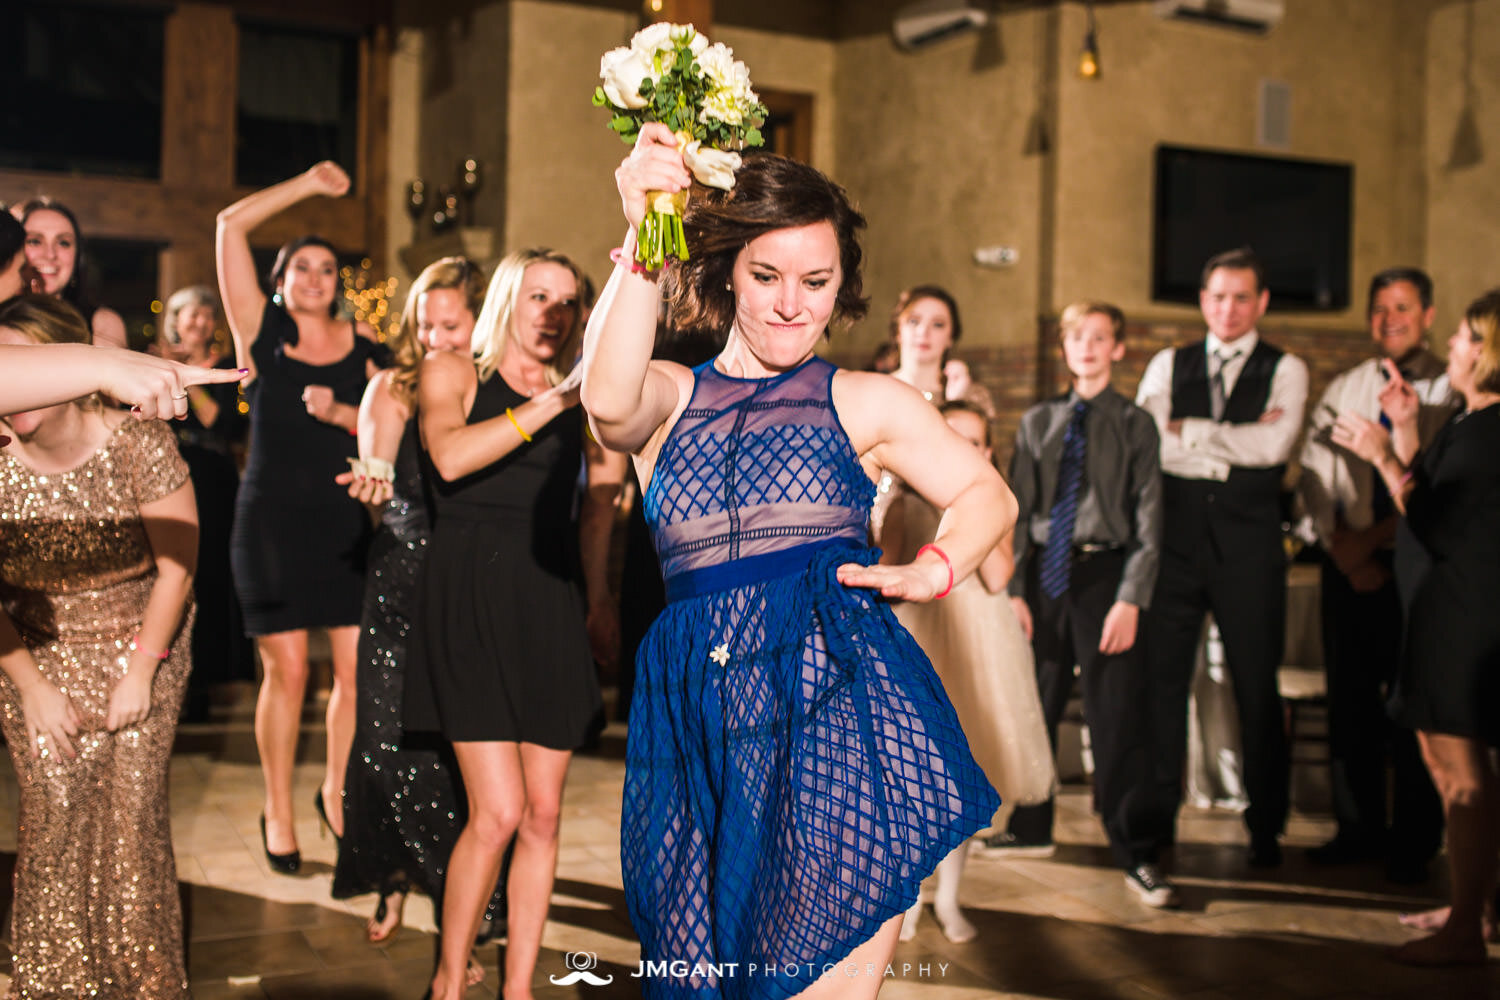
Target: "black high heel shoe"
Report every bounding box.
[314,789,341,844]
[260,814,301,874]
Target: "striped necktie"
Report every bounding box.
[1209,348,1241,422]
[1039,400,1089,599]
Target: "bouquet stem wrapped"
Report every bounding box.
[593,23,767,269]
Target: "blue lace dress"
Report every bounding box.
[623,357,999,1000]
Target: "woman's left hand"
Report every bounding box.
[105,669,155,731]
[836,560,947,602]
[1330,411,1392,465]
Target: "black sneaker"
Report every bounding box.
[970,831,1055,859]
[1125,864,1180,908]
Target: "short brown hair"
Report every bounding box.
[1201,246,1265,293]
[666,152,868,336]
[1462,288,1500,395]
[1059,300,1125,343]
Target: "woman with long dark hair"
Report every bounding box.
[216,161,387,873]
[15,197,128,348]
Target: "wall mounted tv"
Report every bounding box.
[1152,145,1352,311]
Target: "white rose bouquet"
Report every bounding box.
[593,23,768,269]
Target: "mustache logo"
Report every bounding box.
[550,951,614,986]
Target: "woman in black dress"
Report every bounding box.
[1333,288,1500,967]
[412,247,625,1000]
[159,285,254,720]
[331,257,501,973]
[217,162,386,872]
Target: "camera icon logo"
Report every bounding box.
[549,951,614,986]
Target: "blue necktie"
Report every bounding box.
[1040,400,1089,599]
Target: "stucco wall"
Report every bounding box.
[1426,0,1500,336]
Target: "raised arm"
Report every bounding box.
[215,161,350,375]
[579,123,695,455]
[834,372,1017,602]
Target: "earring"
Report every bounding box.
[725,281,732,291]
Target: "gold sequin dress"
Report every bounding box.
[0,418,193,1000]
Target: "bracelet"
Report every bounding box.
[128,635,170,661]
[505,407,533,443]
[917,543,955,600]
[609,247,663,279]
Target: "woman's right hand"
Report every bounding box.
[303,161,351,198]
[334,469,394,507]
[616,123,693,231]
[541,365,584,411]
[20,678,82,759]
[98,349,246,421]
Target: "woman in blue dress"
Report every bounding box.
[581,124,1016,999]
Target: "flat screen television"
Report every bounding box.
[1152,145,1352,311]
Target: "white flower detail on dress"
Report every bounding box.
[709,643,730,666]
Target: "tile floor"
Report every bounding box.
[0,704,1495,999]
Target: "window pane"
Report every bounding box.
[236,20,361,189]
[0,3,164,178]
[89,239,163,352]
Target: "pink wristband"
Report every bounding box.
[128,635,170,660]
[917,543,955,599]
[609,247,664,278]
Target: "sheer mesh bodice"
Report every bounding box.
[623,356,998,1000]
[646,358,870,589]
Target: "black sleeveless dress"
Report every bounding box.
[406,375,602,746]
[333,417,505,924]
[230,301,386,635]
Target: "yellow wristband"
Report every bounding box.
[505,407,533,443]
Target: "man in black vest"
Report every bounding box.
[1135,247,1309,868]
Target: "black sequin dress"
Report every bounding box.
[332,417,504,925]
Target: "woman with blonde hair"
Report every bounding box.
[158,285,253,719]
[330,257,503,967]
[1334,288,1500,967]
[0,295,197,997]
[409,248,626,1000]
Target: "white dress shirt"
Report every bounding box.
[1135,331,1310,482]
[1297,356,1455,545]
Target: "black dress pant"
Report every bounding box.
[1147,541,1289,843]
[1319,552,1443,862]
[1007,549,1168,868]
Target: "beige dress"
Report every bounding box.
[0,418,193,999]
[877,482,1055,807]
